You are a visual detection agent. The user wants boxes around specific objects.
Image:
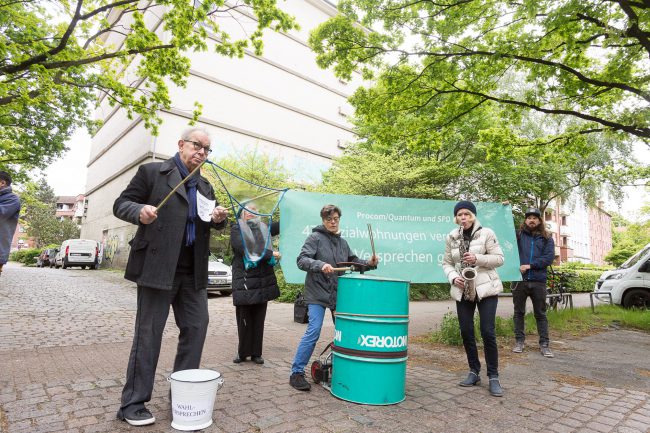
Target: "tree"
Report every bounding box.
[19,181,80,247]
[203,148,298,260]
[309,0,650,142]
[0,1,297,181]
[322,68,646,216]
[605,209,650,266]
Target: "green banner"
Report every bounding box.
[279,190,521,284]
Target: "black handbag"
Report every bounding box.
[293,292,309,324]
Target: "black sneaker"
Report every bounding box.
[289,373,311,391]
[119,408,155,426]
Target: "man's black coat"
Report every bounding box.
[114,157,225,290]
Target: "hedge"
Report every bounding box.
[9,248,41,266]
[275,264,604,303]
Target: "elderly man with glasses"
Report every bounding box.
[113,127,228,426]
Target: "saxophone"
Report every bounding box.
[458,231,477,301]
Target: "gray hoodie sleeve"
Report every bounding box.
[297,233,326,273]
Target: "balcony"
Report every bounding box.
[546,221,557,232]
[560,225,572,237]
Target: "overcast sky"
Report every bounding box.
[44,129,649,220]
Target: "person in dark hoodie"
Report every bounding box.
[0,171,21,277]
[512,207,556,358]
[289,204,378,391]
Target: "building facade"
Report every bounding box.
[55,195,85,224]
[10,222,35,252]
[80,1,362,268]
[544,195,612,265]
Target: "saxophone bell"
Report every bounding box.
[461,266,477,282]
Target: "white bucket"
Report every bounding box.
[168,369,224,431]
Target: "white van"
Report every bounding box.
[594,243,650,308]
[55,239,99,270]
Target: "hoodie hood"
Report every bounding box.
[313,224,340,237]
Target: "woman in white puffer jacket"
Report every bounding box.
[442,200,504,397]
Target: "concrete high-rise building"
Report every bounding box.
[80,1,362,268]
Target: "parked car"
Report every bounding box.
[36,248,58,268]
[594,242,650,308]
[207,255,232,295]
[55,239,100,270]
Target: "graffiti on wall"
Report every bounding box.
[102,234,120,266]
[100,230,136,268]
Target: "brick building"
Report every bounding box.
[544,194,612,265]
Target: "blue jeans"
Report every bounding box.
[291,304,333,375]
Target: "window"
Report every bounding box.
[561,216,567,225]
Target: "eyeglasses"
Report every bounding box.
[325,217,340,223]
[183,140,212,155]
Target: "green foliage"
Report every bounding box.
[430,305,650,346]
[9,248,41,266]
[563,269,601,293]
[310,0,650,141]
[559,262,614,272]
[429,312,513,346]
[275,267,303,303]
[204,147,300,260]
[428,312,464,346]
[321,66,642,213]
[18,180,80,247]
[605,211,650,266]
[410,284,450,301]
[0,1,298,181]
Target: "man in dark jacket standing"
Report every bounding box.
[113,128,228,426]
[0,171,21,277]
[513,207,556,358]
[289,204,378,391]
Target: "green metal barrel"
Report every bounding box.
[331,274,410,405]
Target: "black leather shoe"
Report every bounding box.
[233,355,246,364]
[489,377,503,397]
[458,371,481,387]
[251,356,264,364]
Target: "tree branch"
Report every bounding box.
[442,84,650,138]
[40,44,174,70]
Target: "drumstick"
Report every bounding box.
[368,223,376,257]
[156,160,205,212]
[331,267,352,272]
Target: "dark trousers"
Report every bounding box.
[235,302,268,358]
[513,281,549,346]
[456,295,499,378]
[119,273,209,417]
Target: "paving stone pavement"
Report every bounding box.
[0,263,648,433]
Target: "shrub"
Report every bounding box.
[410,283,450,301]
[429,312,464,346]
[9,248,41,266]
[275,267,304,302]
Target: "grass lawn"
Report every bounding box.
[428,305,650,346]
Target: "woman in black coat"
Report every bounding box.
[230,206,280,364]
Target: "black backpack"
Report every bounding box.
[293,291,309,324]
